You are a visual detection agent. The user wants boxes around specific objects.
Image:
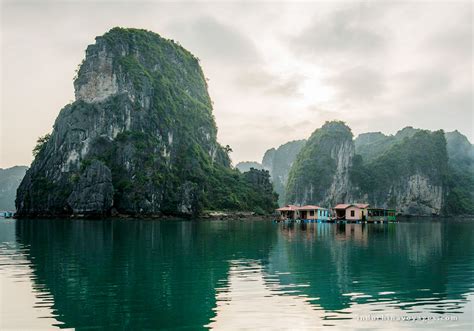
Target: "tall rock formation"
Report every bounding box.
[286,122,354,206]
[16,28,277,217]
[262,140,306,205]
[354,128,473,215]
[443,130,474,214]
[285,122,454,215]
[352,130,448,215]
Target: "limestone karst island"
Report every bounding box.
[1,2,473,329]
[10,28,473,221]
[15,28,277,218]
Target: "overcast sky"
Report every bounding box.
[1,0,472,168]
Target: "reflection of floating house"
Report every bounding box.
[276,205,330,221]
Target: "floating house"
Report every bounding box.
[276,203,396,223]
[367,208,396,222]
[333,203,370,221]
[276,205,331,221]
[276,205,299,220]
[333,204,396,222]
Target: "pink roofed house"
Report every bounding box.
[333,203,370,221]
[276,205,330,221]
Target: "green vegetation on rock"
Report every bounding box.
[352,130,448,192]
[443,131,474,214]
[286,121,352,206]
[32,133,51,157]
[281,121,471,215]
[16,27,277,217]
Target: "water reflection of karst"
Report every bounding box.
[14,219,278,329]
[271,221,473,313]
[8,218,474,329]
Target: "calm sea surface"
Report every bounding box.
[0,218,473,330]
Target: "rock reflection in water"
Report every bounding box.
[0,218,472,330]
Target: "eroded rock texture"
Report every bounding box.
[16,28,277,217]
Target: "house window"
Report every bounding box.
[350,210,355,217]
[310,210,314,216]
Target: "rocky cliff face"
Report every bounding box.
[286,122,355,206]
[443,131,474,215]
[16,28,277,217]
[353,128,474,215]
[67,160,114,215]
[389,174,444,215]
[284,122,453,215]
[325,138,355,206]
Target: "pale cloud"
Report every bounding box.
[1,1,472,168]
[290,3,390,58]
[234,69,304,97]
[325,66,386,102]
[167,15,261,65]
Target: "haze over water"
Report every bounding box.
[0,218,473,330]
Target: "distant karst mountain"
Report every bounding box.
[350,128,448,215]
[286,122,354,208]
[354,127,420,163]
[443,130,474,214]
[0,166,27,210]
[235,161,263,173]
[235,140,305,205]
[16,28,277,217]
[262,140,306,205]
[240,121,473,215]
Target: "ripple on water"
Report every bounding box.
[0,218,473,330]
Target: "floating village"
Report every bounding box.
[275,203,397,223]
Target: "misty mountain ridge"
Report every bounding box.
[0,166,28,210]
[239,123,473,215]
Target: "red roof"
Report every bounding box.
[334,203,370,209]
[297,205,323,210]
[334,204,352,209]
[276,204,327,211]
[276,205,299,211]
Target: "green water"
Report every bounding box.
[0,218,473,330]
